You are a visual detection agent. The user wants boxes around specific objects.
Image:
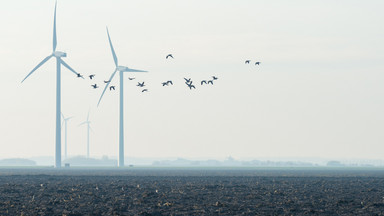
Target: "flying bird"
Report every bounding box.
[255,62,260,65]
[104,80,110,83]
[245,60,250,64]
[162,82,168,86]
[128,77,135,80]
[201,80,207,85]
[184,78,191,83]
[137,82,145,87]
[142,89,148,92]
[167,80,173,85]
[212,76,218,80]
[91,84,99,89]
[109,86,115,91]
[89,74,95,79]
[208,80,214,85]
[77,73,84,78]
[166,54,174,59]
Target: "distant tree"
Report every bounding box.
[326,160,344,167]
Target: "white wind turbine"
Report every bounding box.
[21,1,83,168]
[97,27,147,167]
[79,111,92,158]
[61,113,74,160]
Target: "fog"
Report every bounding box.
[0,0,383,162]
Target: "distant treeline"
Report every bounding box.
[152,158,315,167]
[0,158,36,166]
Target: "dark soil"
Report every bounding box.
[0,168,384,215]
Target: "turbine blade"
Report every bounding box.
[97,68,118,106]
[106,27,118,67]
[61,59,83,78]
[61,112,65,119]
[66,116,74,120]
[21,55,53,83]
[87,110,90,121]
[53,1,57,52]
[78,121,87,126]
[125,68,148,73]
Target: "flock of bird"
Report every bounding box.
[75,55,261,93]
[73,54,237,93]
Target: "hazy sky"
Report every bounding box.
[0,0,384,160]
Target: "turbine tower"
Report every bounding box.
[97,27,147,167]
[21,1,83,168]
[79,111,92,158]
[61,113,74,160]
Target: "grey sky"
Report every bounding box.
[0,0,383,160]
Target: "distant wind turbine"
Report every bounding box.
[79,111,92,158]
[21,1,82,168]
[61,113,74,160]
[97,27,148,167]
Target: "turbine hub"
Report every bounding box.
[53,51,67,58]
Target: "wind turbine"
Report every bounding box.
[61,113,74,160]
[21,1,83,168]
[79,111,92,158]
[97,27,147,167]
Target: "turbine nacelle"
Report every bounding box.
[117,66,129,72]
[53,51,67,58]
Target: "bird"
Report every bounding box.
[137,82,145,87]
[162,82,168,86]
[187,82,195,90]
[201,80,207,85]
[212,76,218,80]
[89,74,95,79]
[184,78,191,83]
[245,60,251,64]
[166,54,174,59]
[207,80,214,85]
[109,86,115,91]
[167,80,173,85]
[142,89,148,92]
[77,73,84,78]
[104,80,110,83]
[128,77,135,80]
[255,62,260,65]
[91,84,99,89]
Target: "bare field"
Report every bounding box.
[1,168,384,215]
